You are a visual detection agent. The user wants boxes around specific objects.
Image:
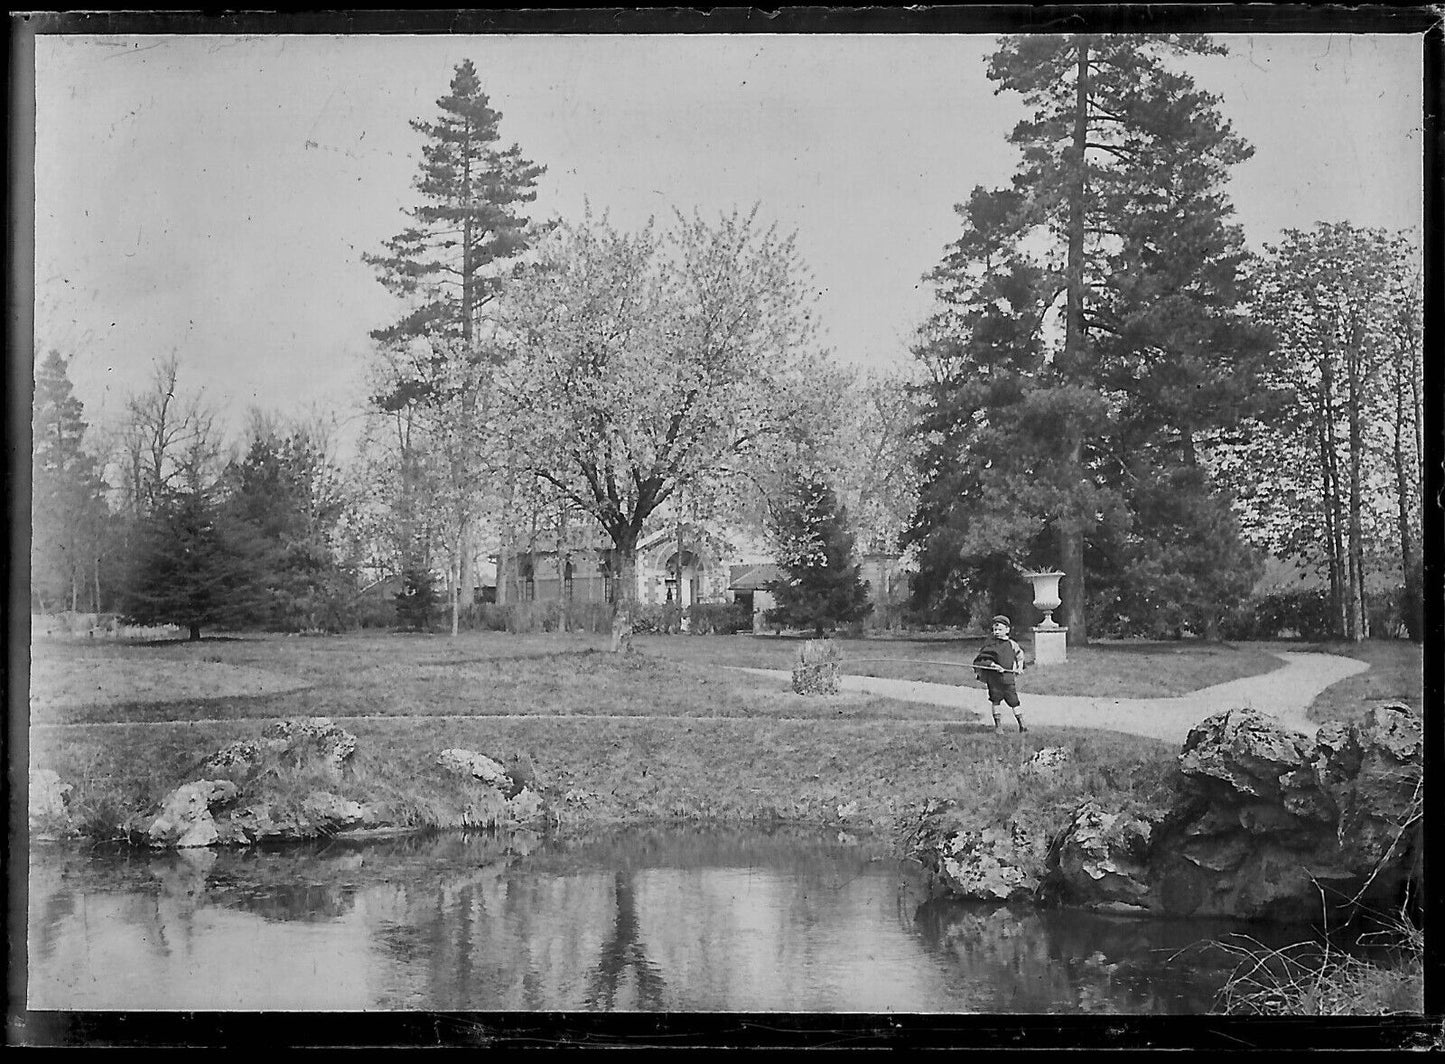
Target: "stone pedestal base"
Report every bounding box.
[1032,626,1068,665]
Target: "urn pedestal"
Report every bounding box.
[1032,626,1069,665]
[1023,570,1067,665]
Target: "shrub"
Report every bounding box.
[632,602,683,635]
[394,565,439,631]
[1219,587,1336,641]
[685,600,752,635]
[791,638,841,695]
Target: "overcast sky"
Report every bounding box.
[30,31,1423,443]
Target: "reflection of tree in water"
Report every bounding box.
[583,872,667,1010]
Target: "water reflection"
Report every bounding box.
[27,826,1325,1013]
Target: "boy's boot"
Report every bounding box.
[991,714,1002,733]
[1016,716,1027,733]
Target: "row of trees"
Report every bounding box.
[904,34,1422,643]
[31,352,360,639]
[32,41,1422,645]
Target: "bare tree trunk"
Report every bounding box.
[1317,357,1347,639]
[1056,38,1092,647]
[450,550,460,637]
[1345,319,1369,643]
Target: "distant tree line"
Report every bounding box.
[30,352,364,640]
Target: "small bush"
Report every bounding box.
[632,602,684,635]
[792,639,841,695]
[685,600,752,635]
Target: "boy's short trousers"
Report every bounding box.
[985,674,1020,709]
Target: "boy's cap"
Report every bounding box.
[990,615,1011,627]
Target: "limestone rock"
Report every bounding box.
[438,748,512,788]
[135,780,240,849]
[1312,703,1422,869]
[262,717,357,770]
[1177,708,1314,802]
[1150,704,1422,920]
[506,787,546,824]
[201,717,357,776]
[1041,802,1154,913]
[910,799,1046,902]
[29,768,77,839]
[202,737,289,774]
[300,791,368,831]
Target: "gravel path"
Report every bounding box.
[733,650,1370,744]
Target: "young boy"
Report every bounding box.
[972,614,1027,733]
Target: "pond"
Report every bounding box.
[26,825,1346,1014]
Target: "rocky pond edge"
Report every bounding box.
[29,704,1421,925]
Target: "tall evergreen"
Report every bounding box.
[908,34,1272,641]
[31,350,110,613]
[365,58,549,391]
[767,476,873,637]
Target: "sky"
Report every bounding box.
[29,30,1424,446]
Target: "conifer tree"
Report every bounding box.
[909,34,1271,641]
[122,485,266,641]
[224,428,354,631]
[365,59,549,383]
[31,350,110,613]
[767,476,873,637]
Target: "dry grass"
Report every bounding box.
[1210,913,1424,1016]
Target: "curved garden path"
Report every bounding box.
[733,650,1369,744]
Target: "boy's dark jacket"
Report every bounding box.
[973,636,1025,681]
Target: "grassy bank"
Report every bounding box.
[30,714,1179,845]
[28,630,1196,843]
[27,630,1417,845]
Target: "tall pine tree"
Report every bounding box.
[909,34,1272,641]
[365,59,549,386]
[364,60,549,609]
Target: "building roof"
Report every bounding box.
[728,563,782,591]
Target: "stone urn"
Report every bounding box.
[1022,570,1067,665]
[1023,570,1065,628]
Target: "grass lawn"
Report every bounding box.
[1288,640,1425,723]
[638,631,1286,697]
[24,629,1417,848]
